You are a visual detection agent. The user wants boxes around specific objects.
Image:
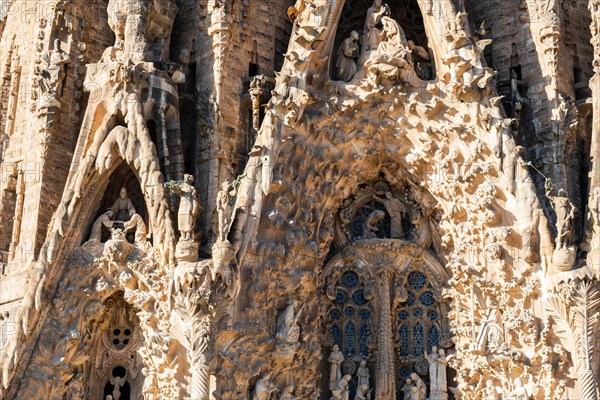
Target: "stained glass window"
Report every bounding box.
[413,323,424,356]
[359,324,369,356]
[399,325,409,356]
[428,325,440,351]
[327,269,372,361]
[342,271,359,288]
[395,271,444,359]
[344,321,356,356]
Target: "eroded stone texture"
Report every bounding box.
[1,0,600,399]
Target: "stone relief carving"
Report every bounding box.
[334,31,360,82]
[5,0,600,399]
[38,39,70,109]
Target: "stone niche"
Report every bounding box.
[87,292,144,400]
[332,0,434,82]
[83,163,148,246]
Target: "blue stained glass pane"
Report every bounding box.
[359,324,369,356]
[428,310,438,320]
[428,325,440,351]
[399,325,409,356]
[341,271,359,288]
[398,367,412,379]
[352,289,367,305]
[407,291,416,306]
[398,310,409,320]
[359,309,370,320]
[413,323,424,356]
[419,291,435,306]
[345,307,356,316]
[335,289,348,305]
[330,309,341,320]
[331,324,341,346]
[408,271,427,290]
[344,322,356,356]
[413,307,424,318]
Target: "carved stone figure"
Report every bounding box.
[38,39,70,108]
[335,31,360,82]
[253,372,276,400]
[328,344,344,390]
[216,179,236,242]
[546,185,577,249]
[408,40,432,80]
[169,174,201,242]
[278,384,296,400]
[355,384,370,400]
[364,16,413,85]
[88,210,114,242]
[331,374,352,400]
[362,0,389,54]
[427,348,450,399]
[409,372,426,400]
[124,213,147,245]
[425,346,439,390]
[111,187,136,222]
[356,359,370,390]
[375,191,408,239]
[110,374,127,400]
[362,210,385,239]
[275,299,302,347]
[401,378,413,400]
[472,297,503,354]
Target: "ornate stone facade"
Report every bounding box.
[0,0,599,399]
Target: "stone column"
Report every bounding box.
[8,169,24,261]
[375,269,395,400]
[588,1,600,271]
[173,264,214,400]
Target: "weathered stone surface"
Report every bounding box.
[0,0,599,399]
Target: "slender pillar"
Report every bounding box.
[376,269,395,400]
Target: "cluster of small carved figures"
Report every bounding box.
[333,0,427,85]
[324,344,450,400]
[88,187,146,245]
[88,174,200,248]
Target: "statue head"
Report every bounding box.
[359,384,368,393]
[262,371,271,379]
[431,345,438,353]
[332,344,339,352]
[184,174,194,184]
[283,385,294,393]
[179,48,191,64]
[438,348,445,356]
[54,39,62,52]
[343,374,352,382]
[119,187,128,198]
[105,209,114,217]
[406,378,411,384]
[360,360,367,367]
[410,372,418,380]
[373,0,382,8]
[351,30,359,41]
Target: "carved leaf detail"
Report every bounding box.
[571,280,600,371]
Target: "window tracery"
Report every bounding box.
[323,180,452,400]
